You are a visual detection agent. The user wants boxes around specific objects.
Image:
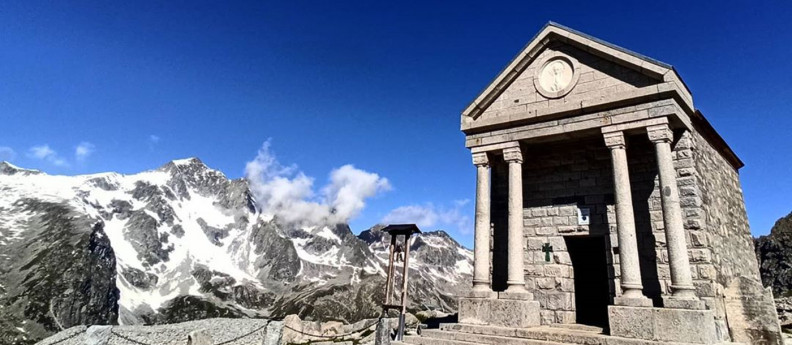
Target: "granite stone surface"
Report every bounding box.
[459,297,540,328]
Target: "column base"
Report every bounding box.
[504,283,527,293]
[608,305,716,344]
[459,297,540,328]
[614,296,653,307]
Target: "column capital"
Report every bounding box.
[603,131,626,149]
[647,124,673,143]
[503,146,523,163]
[472,152,489,167]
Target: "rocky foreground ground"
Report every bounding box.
[34,311,438,345]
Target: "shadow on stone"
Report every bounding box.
[422,313,458,329]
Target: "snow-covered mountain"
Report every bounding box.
[0,159,472,343]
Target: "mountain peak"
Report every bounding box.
[421,229,469,250]
[0,161,42,176]
[158,157,211,174]
[168,157,205,167]
[357,224,387,244]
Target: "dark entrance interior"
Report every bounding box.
[566,235,610,328]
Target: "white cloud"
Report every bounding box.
[382,200,473,234]
[245,141,391,226]
[28,145,68,167]
[0,147,16,161]
[148,135,160,151]
[324,165,392,221]
[75,142,95,161]
[382,205,440,228]
[454,199,470,207]
[29,145,55,160]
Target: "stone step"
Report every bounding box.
[439,324,609,345]
[548,323,605,333]
[403,330,564,345]
[419,329,457,340]
[402,334,477,345]
[436,323,739,345]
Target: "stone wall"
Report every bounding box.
[489,136,672,324]
[688,130,782,344]
[517,138,615,325]
[487,129,756,327]
[484,123,780,341]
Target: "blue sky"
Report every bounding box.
[1,1,790,247]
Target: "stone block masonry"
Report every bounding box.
[479,121,778,339]
[609,306,717,344]
[687,129,783,344]
[459,297,541,328]
[493,137,674,322]
[478,41,657,122]
[506,132,730,319]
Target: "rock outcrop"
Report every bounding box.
[755,211,792,334]
[755,211,792,298]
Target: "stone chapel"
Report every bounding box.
[403,22,782,345]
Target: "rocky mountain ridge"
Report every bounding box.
[755,211,792,298]
[0,159,472,344]
[754,211,792,332]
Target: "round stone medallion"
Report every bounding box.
[534,55,579,98]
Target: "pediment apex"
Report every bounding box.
[461,22,692,122]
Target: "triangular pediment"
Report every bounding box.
[461,22,693,133]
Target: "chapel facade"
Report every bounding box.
[448,23,780,345]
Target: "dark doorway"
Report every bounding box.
[565,236,610,328]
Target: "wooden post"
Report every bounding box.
[400,234,412,314]
[384,235,397,305]
[379,224,421,341]
[397,234,412,341]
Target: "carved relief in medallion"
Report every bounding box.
[534,54,580,99]
[539,59,573,92]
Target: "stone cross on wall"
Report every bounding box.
[542,243,553,262]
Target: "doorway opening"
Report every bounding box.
[565,235,610,328]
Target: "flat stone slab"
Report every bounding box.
[662,297,706,310]
[462,290,499,299]
[499,291,535,300]
[608,306,717,344]
[433,323,731,345]
[459,297,541,328]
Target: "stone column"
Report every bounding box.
[503,145,526,293]
[604,131,651,306]
[472,152,492,293]
[647,124,698,303]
